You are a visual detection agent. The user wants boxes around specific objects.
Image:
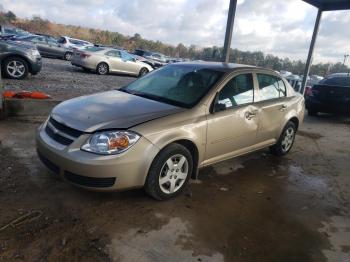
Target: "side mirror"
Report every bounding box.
[132,58,137,62]
[213,103,226,113]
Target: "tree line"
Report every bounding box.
[1,11,348,76]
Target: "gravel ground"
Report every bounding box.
[3,58,136,101]
[0,115,349,261]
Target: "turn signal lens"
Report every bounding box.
[109,135,129,150]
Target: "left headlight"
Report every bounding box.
[81,131,140,155]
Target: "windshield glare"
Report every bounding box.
[122,64,223,108]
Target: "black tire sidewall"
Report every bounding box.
[138,67,148,77]
[270,121,297,156]
[145,143,193,200]
[64,52,72,61]
[97,63,108,75]
[3,57,29,79]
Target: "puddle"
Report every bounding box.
[212,159,245,176]
[108,217,224,262]
[319,216,350,261]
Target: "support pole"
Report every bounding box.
[222,0,237,63]
[0,59,3,119]
[301,8,322,94]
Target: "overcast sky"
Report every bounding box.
[1,0,350,63]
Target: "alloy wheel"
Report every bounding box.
[281,127,295,152]
[159,154,189,194]
[6,60,25,78]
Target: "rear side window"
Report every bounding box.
[257,74,286,101]
[105,50,121,57]
[218,74,254,108]
[322,77,350,86]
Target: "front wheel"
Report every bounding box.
[145,143,193,200]
[270,121,296,156]
[138,67,149,77]
[3,57,29,79]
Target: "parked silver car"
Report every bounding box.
[71,47,153,77]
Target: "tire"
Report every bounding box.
[96,62,109,75]
[308,109,318,116]
[3,57,29,79]
[138,67,149,77]
[145,143,193,200]
[64,52,73,61]
[270,121,297,156]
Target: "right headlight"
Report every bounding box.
[81,131,140,155]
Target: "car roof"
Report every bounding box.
[171,61,274,73]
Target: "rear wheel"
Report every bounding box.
[138,67,149,77]
[145,143,193,200]
[96,62,109,75]
[3,57,29,79]
[270,121,296,156]
[64,52,73,61]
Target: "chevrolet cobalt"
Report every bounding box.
[36,62,305,200]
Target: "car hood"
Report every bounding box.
[51,90,185,133]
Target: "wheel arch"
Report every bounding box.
[152,138,200,180]
[2,54,32,73]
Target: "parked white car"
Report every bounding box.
[57,36,93,50]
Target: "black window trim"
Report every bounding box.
[211,72,256,113]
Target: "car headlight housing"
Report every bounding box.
[81,131,140,155]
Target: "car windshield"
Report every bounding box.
[120,64,224,108]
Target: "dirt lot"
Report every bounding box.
[3,58,136,100]
[0,114,349,262]
[0,58,350,261]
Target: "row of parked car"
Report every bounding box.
[0,24,185,79]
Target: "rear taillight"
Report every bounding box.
[305,86,313,97]
[80,53,91,59]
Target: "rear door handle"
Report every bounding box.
[245,111,257,120]
[280,105,287,111]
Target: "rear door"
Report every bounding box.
[204,73,259,164]
[254,73,289,143]
[31,36,50,56]
[46,39,65,58]
[104,50,127,73]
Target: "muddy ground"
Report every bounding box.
[0,114,349,262]
[3,58,135,100]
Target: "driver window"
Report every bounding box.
[218,74,254,109]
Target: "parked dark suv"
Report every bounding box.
[0,38,42,79]
[306,73,350,116]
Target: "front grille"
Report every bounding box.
[37,151,60,175]
[49,118,83,138]
[45,117,83,146]
[64,171,116,188]
[45,125,73,145]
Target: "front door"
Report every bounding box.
[204,73,259,165]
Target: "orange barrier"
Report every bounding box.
[2,91,51,99]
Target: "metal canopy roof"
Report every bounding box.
[303,0,350,11]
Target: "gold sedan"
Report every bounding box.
[71,47,153,77]
[36,62,304,200]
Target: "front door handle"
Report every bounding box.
[245,111,257,120]
[280,105,287,111]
